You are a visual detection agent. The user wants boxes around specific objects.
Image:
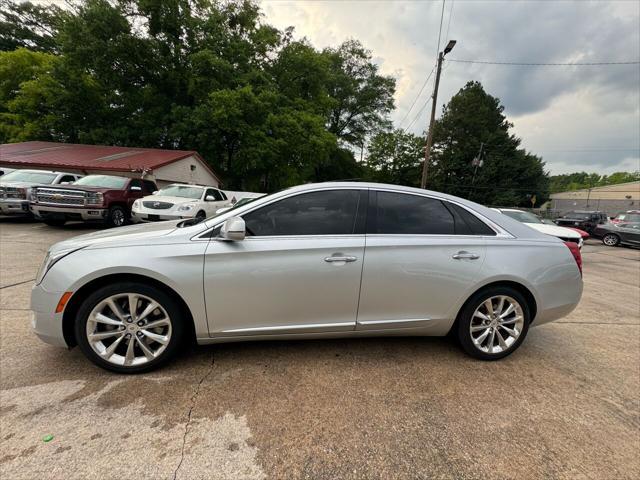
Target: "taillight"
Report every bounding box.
[564,241,582,276]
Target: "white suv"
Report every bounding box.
[132,184,230,222]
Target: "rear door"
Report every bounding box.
[357,190,492,331]
[204,188,367,336]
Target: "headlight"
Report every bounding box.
[35,247,85,285]
[132,199,141,210]
[177,204,195,212]
[85,192,104,206]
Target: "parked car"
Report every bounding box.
[562,227,590,240]
[592,222,640,247]
[1,169,82,217]
[215,195,264,214]
[555,210,607,233]
[610,210,640,225]
[31,182,583,373]
[31,175,157,227]
[493,208,583,248]
[132,184,229,222]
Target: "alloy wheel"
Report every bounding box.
[469,295,524,355]
[85,293,172,367]
[112,209,125,226]
[603,234,619,246]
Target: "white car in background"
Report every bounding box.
[493,208,583,249]
[0,169,82,217]
[132,184,230,222]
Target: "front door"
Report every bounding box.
[204,189,367,336]
[357,190,490,330]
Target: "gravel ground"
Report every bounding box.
[1,218,638,480]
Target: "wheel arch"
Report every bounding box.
[450,280,538,334]
[62,273,196,348]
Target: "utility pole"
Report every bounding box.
[421,40,456,189]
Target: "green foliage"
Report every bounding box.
[549,171,640,193]
[365,129,424,187]
[0,0,395,191]
[428,81,549,206]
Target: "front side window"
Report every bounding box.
[370,191,455,235]
[243,190,361,236]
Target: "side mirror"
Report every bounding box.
[219,216,245,241]
[152,190,158,195]
[205,195,215,201]
[130,186,142,192]
[60,181,71,185]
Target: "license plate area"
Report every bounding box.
[147,214,160,221]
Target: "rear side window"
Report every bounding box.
[448,203,496,236]
[143,180,157,193]
[243,190,361,236]
[370,191,455,235]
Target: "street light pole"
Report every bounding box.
[421,40,456,189]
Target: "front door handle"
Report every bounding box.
[324,255,357,263]
[452,251,480,260]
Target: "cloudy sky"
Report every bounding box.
[260,0,640,175]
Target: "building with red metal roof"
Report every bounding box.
[0,141,221,188]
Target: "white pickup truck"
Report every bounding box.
[132,183,231,222]
[0,169,82,217]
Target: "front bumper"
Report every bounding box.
[30,282,68,348]
[0,198,30,215]
[31,204,107,221]
[132,208,193,222]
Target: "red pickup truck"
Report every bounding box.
[31,175,157,227]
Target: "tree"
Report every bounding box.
[549,171,640,193]
[365,129,424,187]
[428,81,549,206]
[0,0,395,191]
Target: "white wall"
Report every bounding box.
[154,156,219,188]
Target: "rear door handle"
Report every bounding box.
[324,255,357,263]
[452,251,480,260]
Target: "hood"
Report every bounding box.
[41,185,111,193]
[51,220,184,252]
[140,195,199,205]
[525,222,581,238]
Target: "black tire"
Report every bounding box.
[106,205,127,228]
[195,210,206,221]
[602,233,620,247]
[75,282,185,373]
[456,286,531,361]
[43,218,66,227]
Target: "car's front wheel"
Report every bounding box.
[602,233,620,247]
[106,205,127,227]
[457,286,530,360]
[75,283,185,373]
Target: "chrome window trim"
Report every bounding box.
[192,185,514,241]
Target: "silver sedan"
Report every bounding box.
[31,182,583,373]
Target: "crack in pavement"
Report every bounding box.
[172,353,215,480]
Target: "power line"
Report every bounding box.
[404,95,433,132]
[398,65,435,128]
[447,59,640,66]
[435,0,446,57]
[444,0,454,45]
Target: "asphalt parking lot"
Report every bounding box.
[1,219,638,480]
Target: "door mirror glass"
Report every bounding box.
[219,216,245,241]
[205,195,215,201]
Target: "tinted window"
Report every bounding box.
[243,190,361,236]
[371,191,455,235]
[210,189,224,201]
[449,203,496,236]
[143,180,157,193]
[59,175,76,183]
[130,179,143,190]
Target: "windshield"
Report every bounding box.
[501,210,542,224]
[1,170,57,184]
[158,185,203,199]
[74,175,128,189]
[617,213,640,222]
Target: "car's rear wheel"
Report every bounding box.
[457,286,530,360]
[195,210,206,222]
[602,233,620,247]
[106,205,127,227]
[75,283,185,373]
